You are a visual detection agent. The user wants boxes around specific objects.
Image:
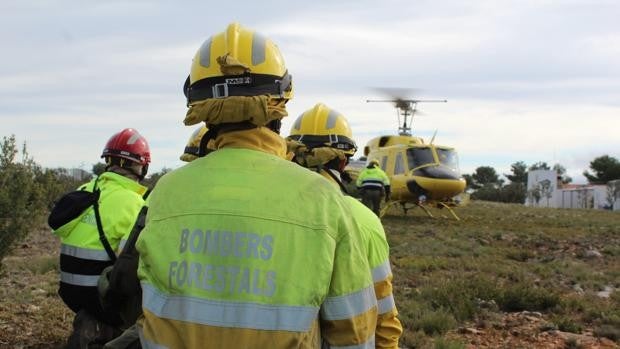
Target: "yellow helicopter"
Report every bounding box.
[345,93,466,219]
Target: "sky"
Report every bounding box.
[2,0,619,183]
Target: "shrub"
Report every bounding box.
[593,325,620,342]
[0,136,46,263]
[413,308,458,336]
[552,316,582,333]
[564,337,585,349]
[498,283,560,312]
[420,276,500,321]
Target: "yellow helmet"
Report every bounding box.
[368,159,380,167]
[180,125,212,162]
[183,23,293,104]
[288,103,357,156]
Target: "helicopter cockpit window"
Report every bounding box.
[394,152,405,174]
[407,147,435,169]
[381,156,388,171]
[436,148,459,170]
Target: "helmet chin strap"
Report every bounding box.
[139,164,149,181]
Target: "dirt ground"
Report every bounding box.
[0,219,618,348]
[0,228,71,349]
[445,311,619,348]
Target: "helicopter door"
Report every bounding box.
[394,152,406,174]
[381,156,388,171]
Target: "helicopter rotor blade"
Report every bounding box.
[371,87,422,100]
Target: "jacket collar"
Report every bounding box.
[99,171,147,196]
[212,127,287,159]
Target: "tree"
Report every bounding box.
[529,162,550,171]
[470,166,501,189]
[552,163,572,185]
[505,161,528,184]
[500,182,526,203]
[0,136,45,263]
[462,174,474,191]
[606,181,620,209]
[92,162,106,176]
[583,155,620,184]
[471,183,501,201]
[142,167,172,189]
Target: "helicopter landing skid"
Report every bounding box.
[379,200,401,218]
[436,202,461,221]
[379,200,460,220]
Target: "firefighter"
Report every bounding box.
[135,23,377,348]
[357,159,391,216]
[287,103,403,348]
[95,125,213,349]
[50,128,150,348]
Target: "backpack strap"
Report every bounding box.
[92,177,117,262]
[322,169,350,195]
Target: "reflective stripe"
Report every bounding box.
[60,271,100,286]
[377,294,396,314]
[371,261,391,283]
[361,182,384,188]
[320,286,376,321]
[293,113,303,130]
[326,109,339,129]
[61,244,111,261]
[252,32,267,66]
[328,335,375,349]
[118,239,128,252]
[138,326,169,349]
[362,179,385,185]
[127,133,141,145]
[142,283,319,332]
[198,37,212,68]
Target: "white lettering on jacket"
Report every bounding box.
[170,228,276,297]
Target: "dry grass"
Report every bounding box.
[0,201,619,348]
[0,228,71,348]
[385,201,620,348]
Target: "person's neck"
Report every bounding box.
[107,166,139,182]
[213,127,287,158]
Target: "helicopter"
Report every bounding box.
[344,91,466,219]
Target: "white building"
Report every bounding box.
[68,168,91,181]
[609,179,620,211]
[526,170,618,210]
[526,170,558,208]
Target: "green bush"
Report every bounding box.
[0,135,86,266]
[419,276,500,321]
[0,135,45,263]
[593,325,620,342]
[413,308,457,336]
[498,283,560,312]
[552,316,583,333]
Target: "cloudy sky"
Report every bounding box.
[2,0,619,183]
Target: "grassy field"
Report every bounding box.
[0,201,619,348]
[386,201,620,348]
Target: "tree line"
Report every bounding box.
[463,155,620,203]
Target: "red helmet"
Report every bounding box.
[101,128,151,166]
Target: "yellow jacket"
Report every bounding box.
[136,129,377,348]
